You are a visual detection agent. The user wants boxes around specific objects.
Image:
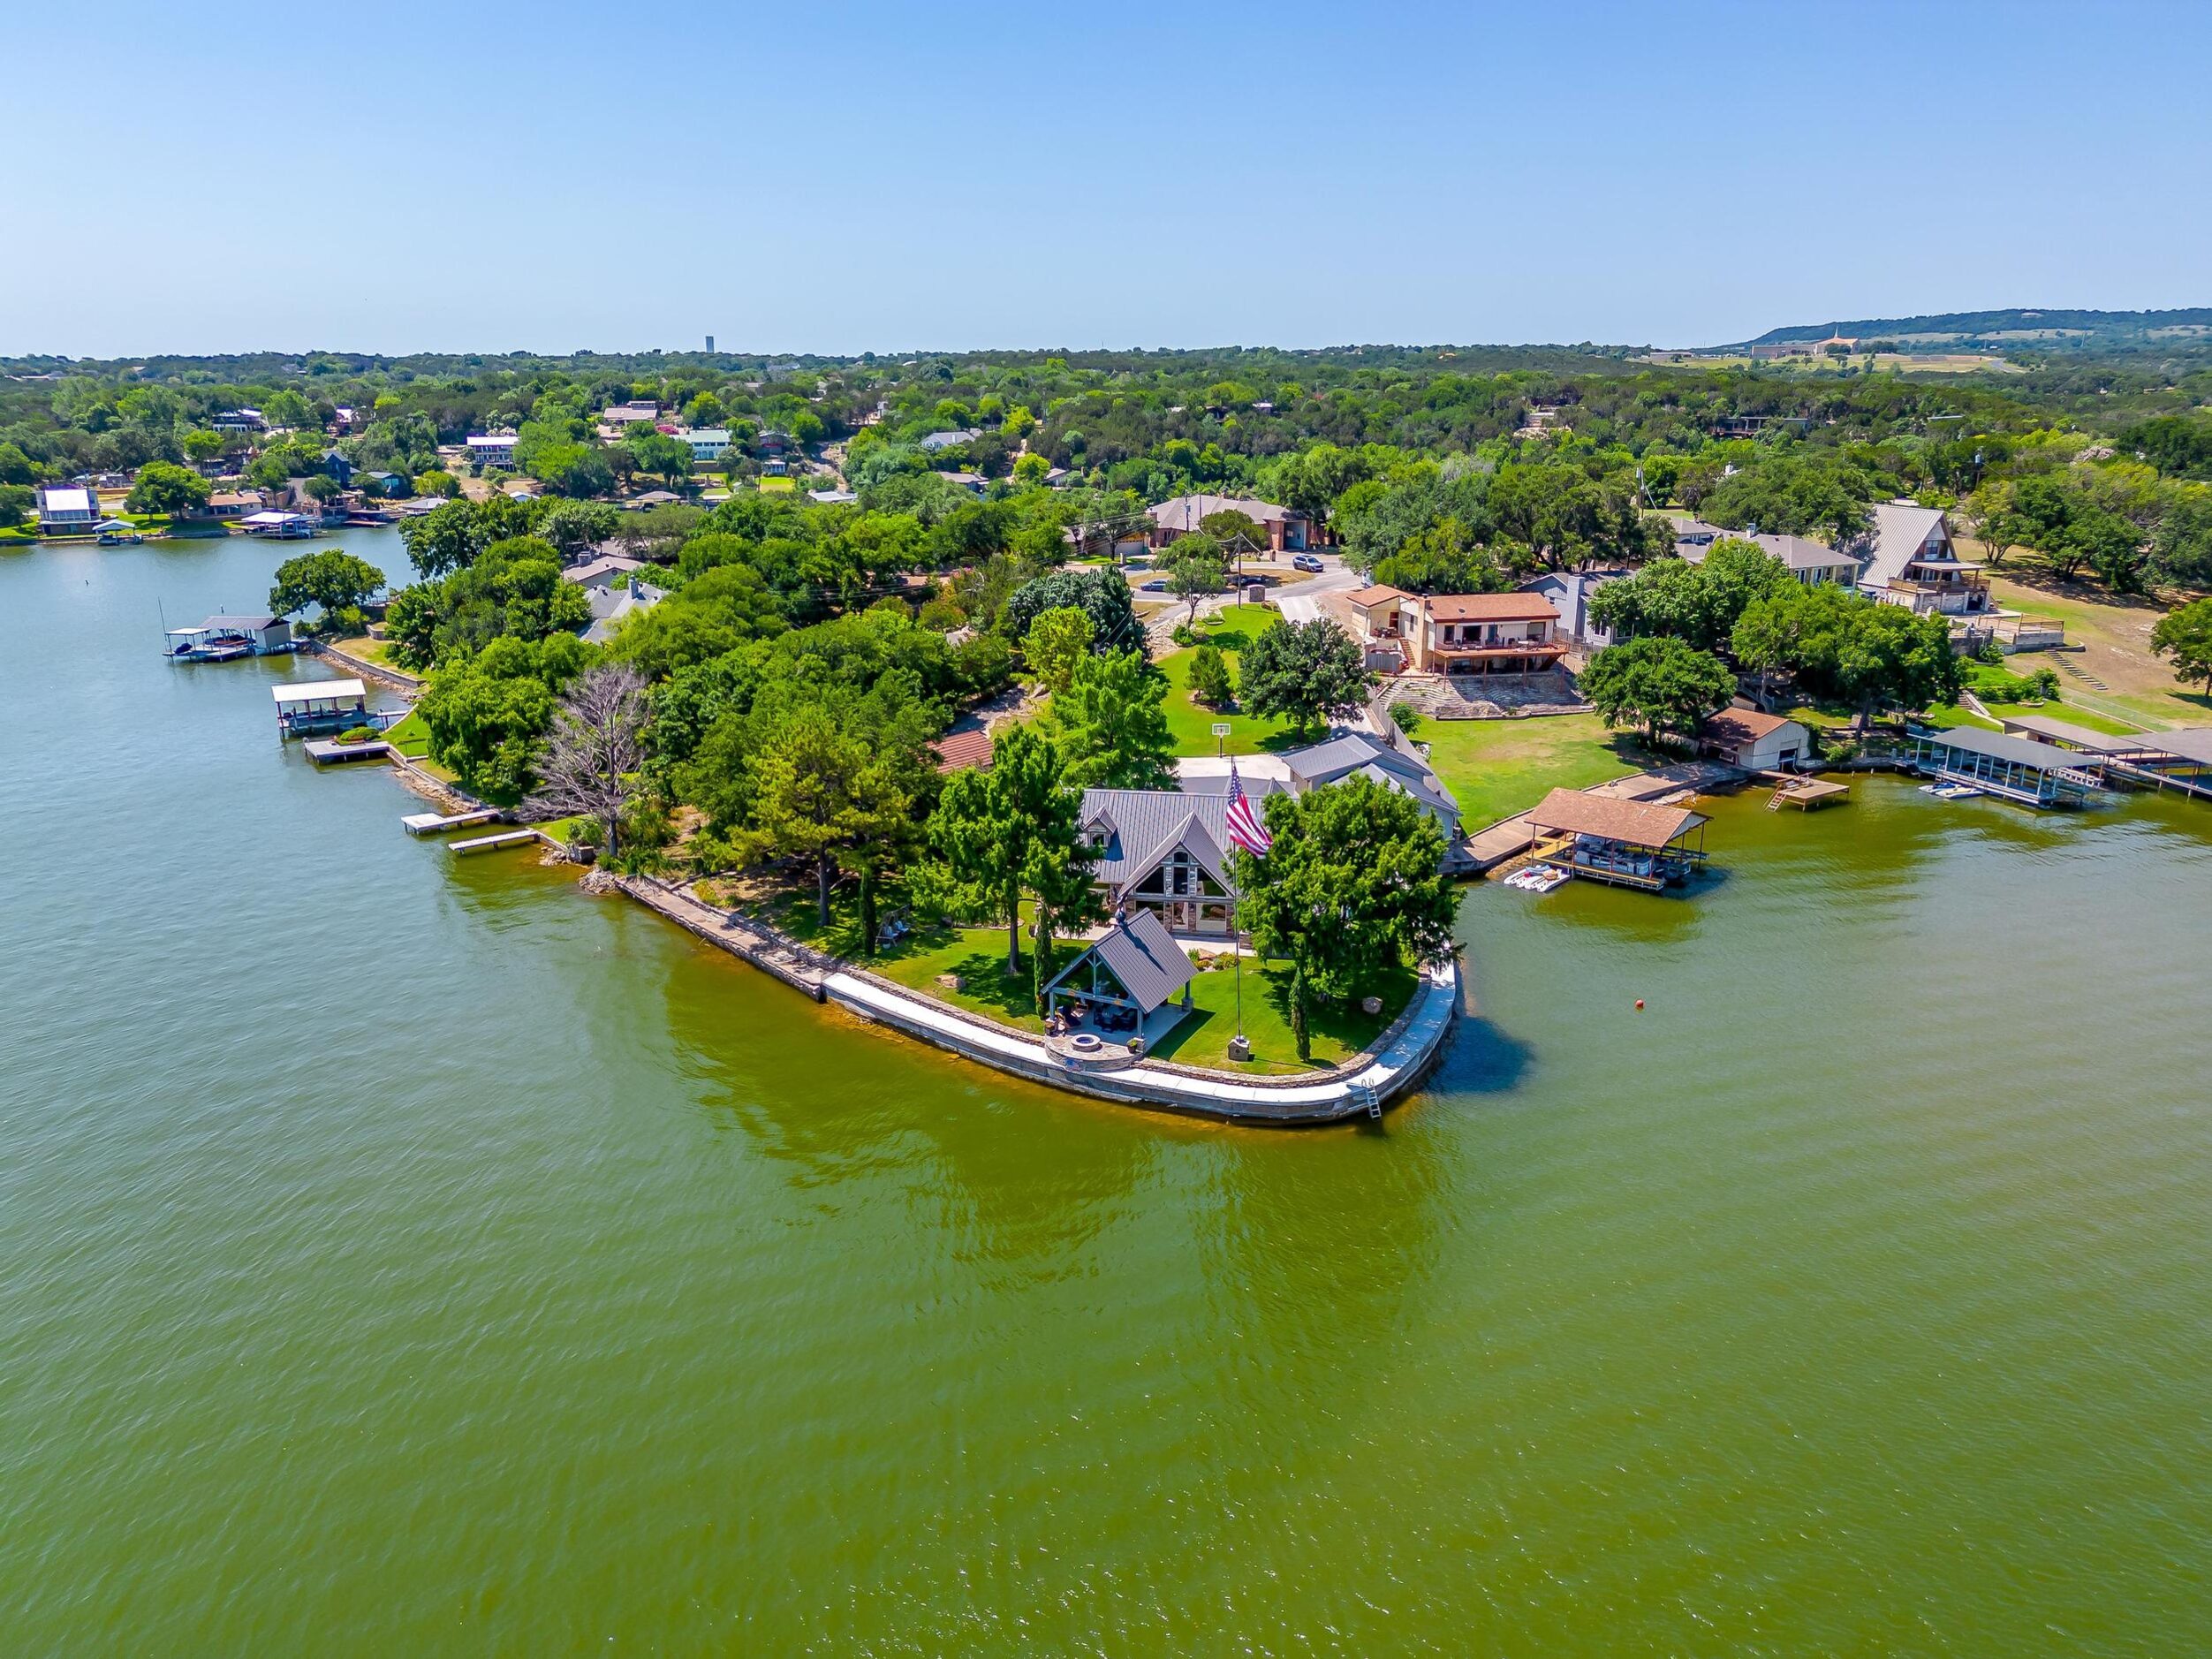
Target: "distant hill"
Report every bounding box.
[1730,307,2212,353]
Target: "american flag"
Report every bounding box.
[1223,761,1272,857]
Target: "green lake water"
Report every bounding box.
[4,531,2209,1654]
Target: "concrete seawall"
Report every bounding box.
[613,876,1458,1126]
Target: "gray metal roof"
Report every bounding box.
[1087,907,1196,1012]
[1282,732,1460,821]
[2140,727,2212,765]
[1860,502,1953,587]
[1993,713,2134,754]
[1081,783,1279,889]
[1915,723,2100,771]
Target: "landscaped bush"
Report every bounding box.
[1390,701,1422,734]
[336,725,377,745]
[1966,661,2061,702]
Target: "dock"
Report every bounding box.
[448,830,540,855]
[1762,773,1849,810]
[302,739,392,764]
[403,808,503,836]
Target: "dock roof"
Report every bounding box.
[271,678,365,705]
[2140,727,2212,765]
[1528,787,1707,847]
[1993,713,2136,754]
[1916,723,2098,771]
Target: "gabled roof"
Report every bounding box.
[1915,723,2099,771]
[1529,787,1706,845]
[1080,783,1281,890]
[1860,502,1953,587]
[1701,708,1801,746]
[1079,907,1197,1013]
[562,553,644,585]
[1282,731,1460,823]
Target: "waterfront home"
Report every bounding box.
[676,428,731,461]
[466,434,519,470]
[193,489,266,520]
[1858,504,1990,616]
[1338,587,1566,678]
[1678,528,1863,587]
[1521,568,1628,649]
[271,678,370,737]
[1079,780,1284,935]
[1698,708,1813,771]
[1281,730,1462,837]
[918,428,981,452]
[34,486,101,535]
[1526,789,1710,891]
[165,614,294,661]
[1042,906,1197,1040]
[1145,493,1313,553]
[561,553,645,591]
[1907,724,2101,807]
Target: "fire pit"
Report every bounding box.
[1069,1033,1103,1055]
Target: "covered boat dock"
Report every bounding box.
[1907,725,2103,807]
[272,678,371,738]
[1525,788,1709,891]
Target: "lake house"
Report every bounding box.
[1859,504,1990,616]
[466,434,519,469]
[34,486,101,535]
[1340,587,1565,678]
[1080,780,1284,935]
[1698,708,1812,771]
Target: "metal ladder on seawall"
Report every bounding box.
[1349,1084,1382,1120]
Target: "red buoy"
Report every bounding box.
[1635,999,1645,1010]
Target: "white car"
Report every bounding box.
[1292,553,1325,572]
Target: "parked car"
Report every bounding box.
[1139,579,1168,591]
[1292,553,1325,572]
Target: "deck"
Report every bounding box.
[403,808,503,836]
[302,739,392,764]
[448,830,541,855]
[1763,774,1849,810]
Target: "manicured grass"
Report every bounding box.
[1154,607,1304,757]
[1146,953,1413,1075]
[382,709,462,783]
[1417,713,1649,830]
[1982,700,2143,736]
[873,927,1046,1032]
[756,476,796,493]
[331,634,397,668]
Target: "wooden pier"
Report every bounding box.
[448,830,540,855]
[1762,773,1849,810]
[302,739,392,764]
[403,808,503,836]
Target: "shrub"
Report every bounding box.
[1170,621,1201,648]
[1189,643,1233,708]
[1966,661,2061,703]
[336,725,376,745]
[1390,701,1422,734]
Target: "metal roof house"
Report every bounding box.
[34,486,100,534]
[1678,529,1863,588]
[1858,504,1991,616]
[1282,731,1461,836]
[1080,780,1284,936]
[1042,906,1198,1039]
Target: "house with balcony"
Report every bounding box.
[1858,503,1990,616]
[1339,587,1567,678]
[676,427,731,461]
[465,433,519,470]
[1677,527,1862,588]
[1079,778,1285,935]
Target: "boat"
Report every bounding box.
[1502,865,1570,894]
[1920,782,1983,800]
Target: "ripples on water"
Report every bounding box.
[2,536,2209,1652]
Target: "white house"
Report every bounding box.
[1698,708,1812,771]
[466,434,519,469]
[34,485,100,534]
[676,427,731,461]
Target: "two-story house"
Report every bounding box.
[34,485,101,535]
[1858,503,1991,616]
[1339,587,1566,677]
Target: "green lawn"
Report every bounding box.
[1417,714,1649,830]
[382,709,462,783]
[1146,953,1413,1075]
[743,880,1411,1077]
[1154,608,1304,756]
[332,634,397,668]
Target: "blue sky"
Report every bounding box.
[6,1,2208,357]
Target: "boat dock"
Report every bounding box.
[1763,772,1849,810]
[302,739,392,764]
[403,809,503,836]
[449,830,541,855]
